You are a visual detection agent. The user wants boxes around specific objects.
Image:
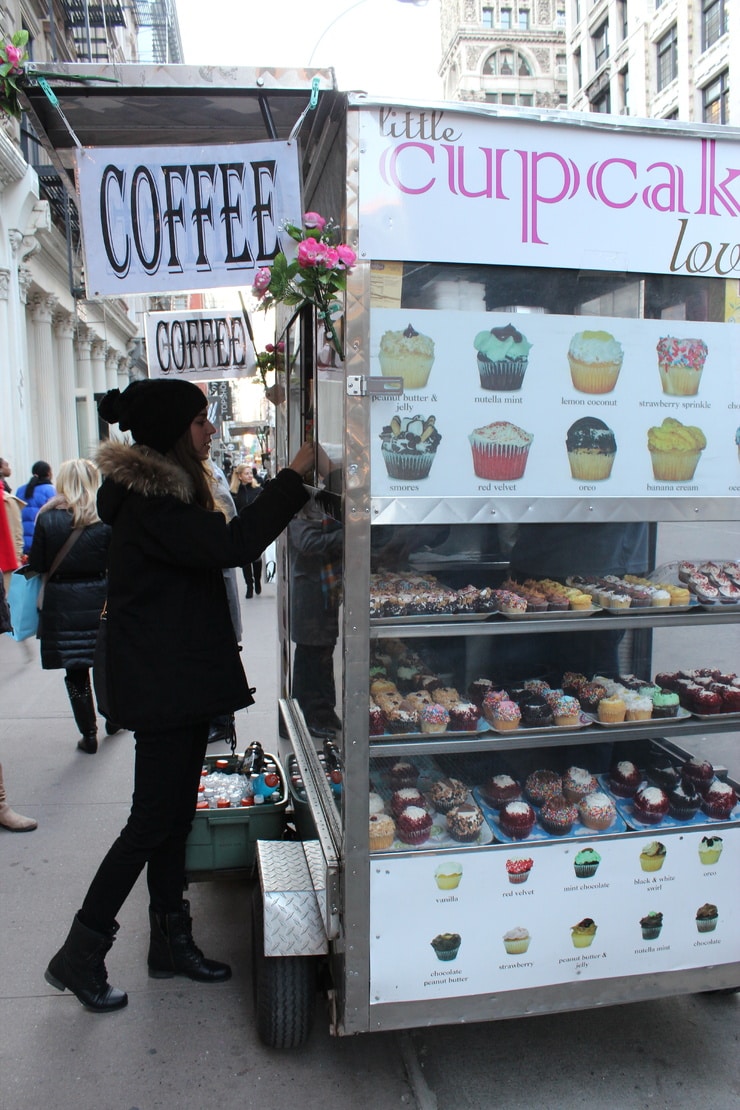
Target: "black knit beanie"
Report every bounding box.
[98,380,207,454]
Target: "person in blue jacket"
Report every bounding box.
[16,460,55,554]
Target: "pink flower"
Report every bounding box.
[5,44,23,68]
[297,238,323,267]
[336,244,357,270]
[276,341,285,353]
[303,212,326,232]
[265,343,275,353]
[319,246,339,270]
[253,267,272,296]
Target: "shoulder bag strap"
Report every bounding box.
[37,527,85,609]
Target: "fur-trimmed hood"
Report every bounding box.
[96,440,195,524]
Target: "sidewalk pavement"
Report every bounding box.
[1,581,738,1110]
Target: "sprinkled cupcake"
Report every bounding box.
[656,336,708,396]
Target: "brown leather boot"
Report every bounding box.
[0,764,37,831]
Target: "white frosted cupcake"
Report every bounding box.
[568,330,624,394]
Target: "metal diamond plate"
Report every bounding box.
[256,840,328,957]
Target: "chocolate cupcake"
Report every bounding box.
[446,803,484,843]
[667,781,701,820]
[499,801,536,840]
[518,691,554,727]
[539,793,578,835]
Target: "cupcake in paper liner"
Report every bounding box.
[430,932,461,961]
[566,417,616,481]
[695,902,718,933]
[647,417,706,482]
[567,330,624,394]
[468,421,533,481]
[571,917,597,948]
[379,324,435,389]
[379,413,441,481]
[640,911,663,940]
[698,835,723,866]
[474,323,532,391]
[573,847,600,878]
[657,336,708,396]
[502,926,531,955]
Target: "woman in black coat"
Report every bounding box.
[28,458,112,753]
[45,379,312,1015]
[230,463,264,596]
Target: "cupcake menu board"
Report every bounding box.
[369,308,740,507]
[369,827,738,1004]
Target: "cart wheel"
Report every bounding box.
[251,885,317,1048]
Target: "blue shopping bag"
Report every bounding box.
[6,567,42,641]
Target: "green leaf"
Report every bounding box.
[12,30,29,47]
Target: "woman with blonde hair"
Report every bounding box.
[28,458,113,753]
[229,463,263,596]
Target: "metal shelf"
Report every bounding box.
[368,715,740,758]
[370,607,740,638]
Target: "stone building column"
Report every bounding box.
[0,269,13,458]
[117,355,130,392]
[54,310,79,461]
[74,325,99,456]
[105,346,118,392]
[29,292,63,468]
[91,336,107,395]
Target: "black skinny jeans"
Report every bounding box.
[79,722,208,932]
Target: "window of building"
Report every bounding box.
[656,25,677,91]
[556,52,566,77]
[617,0,628,40]
[484,49,533,77]
[519,8,530,30]
[620,66,629,112]
[500,7,512,28]
[556,7,566,25]
[575,47,582,89]
[482,6,494,28]
[703,70,729,124]
[592,87,612,113]
[593,21,609,69]
[484,91,535,107]
[664,108,679,120]
[702,0,727,52]
[502,92,517,105]
[575,0,581,23]
[519,93,534,106]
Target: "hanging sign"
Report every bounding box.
[145,308,256,382]
[358,108,740,278]
[76,141,302,297]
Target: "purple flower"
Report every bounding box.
[303,212,326,232]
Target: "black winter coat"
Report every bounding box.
[27,504,111,670]
[95,441,308,732]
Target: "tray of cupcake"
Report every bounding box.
[649,559,740,609]
[563,572,697,613]
[472,768,628,843]
[602,756,740,830]
[368,759,494,851]
[478,682,591,733]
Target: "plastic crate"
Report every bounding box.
[185,753,288,877]
[286,754,318,840]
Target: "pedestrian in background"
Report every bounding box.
[230,463,263,596]
[45,379,312,1014]
[1,455,12,493]
[16,460,55,555]
[28,459,113,754]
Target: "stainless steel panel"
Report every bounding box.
[257,840,328,958]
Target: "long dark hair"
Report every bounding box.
[168,434,214,511]
[24,460,52,500]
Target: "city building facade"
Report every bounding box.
[0,0,184,482]
[439,0,567,108]
[558,0,731,123]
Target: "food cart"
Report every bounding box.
[22,66,740,1049]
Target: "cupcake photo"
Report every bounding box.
[468,421,533,480]
[698,835,723,865]
[502,926,531,955]
[657,336,708,396]
[506,857,533,884]
[566,417,617,480]
[379,323,435,389]
[379,413,442,481]
[431,932,461,961]
[647,417,706,482]
[695,903,718,933]
[567,330,624,394]
[434,862,463,890]
[573,847,601,878]
[640,911,663,940]
[473,322,532,391]
[639,841,666,872]
[571,917,597,948]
